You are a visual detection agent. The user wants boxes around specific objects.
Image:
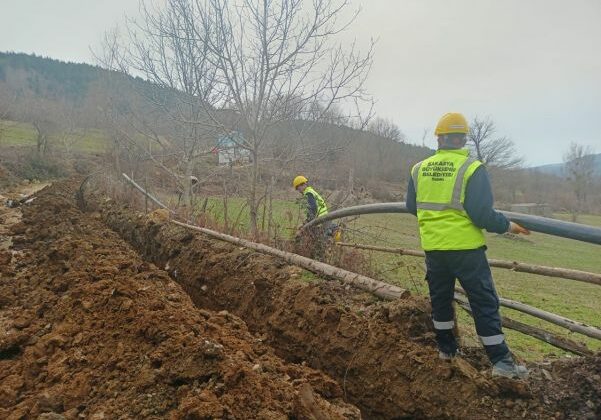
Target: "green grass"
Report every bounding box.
[0,120,108,154]
[176,194,601,361]
[553,212,601,227]
[163,195,305,238]
[342,212,601,360]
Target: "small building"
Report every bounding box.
[213,131,251,166]
[510,203,553,217]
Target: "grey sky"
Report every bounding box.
[1,0,600,165]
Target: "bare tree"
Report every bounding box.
[467,116,523,170]
[44,101,88,155]
[102,0,374,234]
[96,14,223,208]
[563,142,595,220]
[19,96,61,156]
[367,117,405,143]
[198,0,373,234]
[0,85,17,144]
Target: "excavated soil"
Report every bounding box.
[0,181,361,419]
[1,180,599,419]
[87,186,601,419]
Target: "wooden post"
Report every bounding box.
[170,220,409,301]
[455,288,601,341]
[122,173,174,214]
[455,294,593,357]
[335,242,601,287]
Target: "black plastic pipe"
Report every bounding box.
[301,202,601,246]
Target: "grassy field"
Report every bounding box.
[178,193,601,361]
[345,212,601,361]
[0,120,108,154]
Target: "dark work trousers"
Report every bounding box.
[425,247,509,364]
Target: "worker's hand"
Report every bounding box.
[508,221,530,235]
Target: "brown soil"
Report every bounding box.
[88,186,601,419]
[1,180,599,419]
[0,181,360,419]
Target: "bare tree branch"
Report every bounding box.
[467,116,523,170]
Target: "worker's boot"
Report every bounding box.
[438,350,460,360]
[436,329,458,360]
[492,353,529,379]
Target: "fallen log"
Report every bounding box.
[335,242,601,287]
[454,288,601,341]
[121,174,408,300]
[170,220,409,300]
[455,294,593,357]
[337,242,601,342]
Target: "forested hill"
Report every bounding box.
[531,154,601,177]
[0,51,155,103]
[0,51,432,186]
[0,52,101,101]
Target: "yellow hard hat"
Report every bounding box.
[293,175,308,189]
[435,113,469,136]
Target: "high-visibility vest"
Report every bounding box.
[411,149,485,251]
[303,186,328,218]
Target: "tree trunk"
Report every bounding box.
[261,184,268,231]
[335,242,601,286]
[171,220,409,300]
[455,287,601,341]
[222,180,229,232]
[183,158,194,208]
[455,295,592,356]
[267,176,274,241]
[249,149,259,237]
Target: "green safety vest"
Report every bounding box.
[303,186,328,218]
[411,149,485,251]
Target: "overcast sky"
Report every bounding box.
[1,0,599,165]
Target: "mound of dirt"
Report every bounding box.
[94,187,601,420]
[0,181,360,419]
[529,356,601,420]
[90,191,601,419]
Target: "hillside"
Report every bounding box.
[0,52,432,188]
[0,51,154,104]
[531,153,601,177]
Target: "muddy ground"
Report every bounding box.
[0,180,599,419]
[0,181,361,419]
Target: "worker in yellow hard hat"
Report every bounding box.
[406,112,530,379]
[293,175,329,221]
[293,175,339,258]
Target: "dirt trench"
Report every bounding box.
[0,181,362,419]
[87,188,600,419]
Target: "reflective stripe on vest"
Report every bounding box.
[303,186,328,217]
[411,149,485,251]
[414,157,477,211]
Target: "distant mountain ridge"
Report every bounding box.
[530,153,601,177]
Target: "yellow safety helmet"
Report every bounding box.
[293,175,308,189]
[434,112,469,136]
